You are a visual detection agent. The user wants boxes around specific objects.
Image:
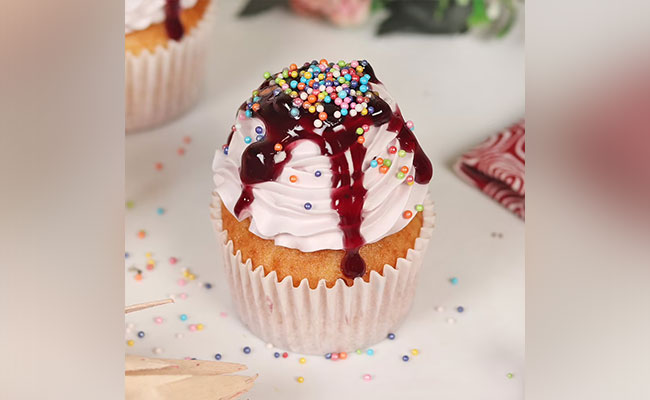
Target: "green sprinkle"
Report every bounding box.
[397,172,405,179]
[415,204,424,212]
[383,159,392,167]
[338,60,346,67]
[356,127,364,135]
[126,201,134,209]
[252,90,259,96]
[507,373,514,379]
[282,69,289,78]
[355,349,362,355]
[284,88,292,94]
[338,77,346,84]
[263,72,271,79]
[398,150,406,157]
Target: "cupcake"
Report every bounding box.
[210,59,434,354]
[125,0,214,132]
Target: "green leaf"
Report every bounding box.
[238,0,287,17]
[379,0,471,35]
[467,0,490,27]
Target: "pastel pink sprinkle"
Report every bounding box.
[169,257,178,264]
[363,374,372,381]
[406,120,414,129]
[177,279,186,286]
[184,357,191,360]
[220,312,228,318]
[189,324,197,331]
[154,317,164,324]
[179,293,188,299]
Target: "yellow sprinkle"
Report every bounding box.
[279,79,286,85]
[308,106,316,113]
[297,376,304,383]
[188,273,196,280]
[299,357,306,364]
[196,323,204,331]
[145,252,152,258]
[318,73,325,80]
[318,93,326,100]
[127,340,134,347]
[183,270,190,277]
[291,71,298,78]
[290,91,298,98]
[411,349,419,356]
[304,72,312,79]
[361,108,368,116]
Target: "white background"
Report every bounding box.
[126,2,525,398]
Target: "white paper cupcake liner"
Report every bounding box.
[125,1,215,132]
[209,192,435,355]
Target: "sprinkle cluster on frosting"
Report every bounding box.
[245,59,375,126]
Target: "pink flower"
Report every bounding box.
[290,0,371,27]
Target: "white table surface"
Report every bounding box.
[126,2,525,398]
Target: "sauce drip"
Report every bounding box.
[230,61,432,279]
[164,0,184,40]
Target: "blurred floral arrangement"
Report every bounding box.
[239,0,522,37]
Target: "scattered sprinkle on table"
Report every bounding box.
[169,257,178,264]
[177,147,185,155]
[457,306,465,313]
[363,374,372,382]
[154,317,163,324]
[325,353,332,359]
[155,162,163,171]
[297,376,304,383]
[156,207,165,215]
[299,357,306,364]
[366,349,374,356]
[126,201,134,209]
[137,331,145,338]
[282,352,288,358]
[450,277,459,285]
[411,349,419,356]
[435,306,444,312]
[339,352,347,360]
[274,352,280,358]
[447,317,457,324]
[183,136,191,144]
[402,355,409,362]
[214,353,222,360]
[153,347,162,354]
[243,346,251,354]
[180,314,188,321]
[387,333,396,340]
[137,230,146,239]
[127,340,134,346]
[204,283,212,289]
[507,373,514,379]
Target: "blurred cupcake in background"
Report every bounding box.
[125,0,215,132]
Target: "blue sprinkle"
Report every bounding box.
[204,283,212,289]
[344,73,352,81]
[324,96,331,103]
[402,355,410,362]
[290,80,298,89]
[450,277,459,285]
[290,107,300,118]
[245,110,252,118]
[180,314,188,321]
[253,96,261,102]
[244,136,252,144]
[223,146,229,155]
[125,252,130,258]
[325,353,332,359]
[370,160,378,168]
[360,77,369,85]
[214,353,222,360]
[350,80,358,88]
[156,207,165,215]
[274,352,280,358]
[255,126,263,134]
[387,333,396,340]
[137,331,145,338]
[256,134,265,142]
[360,85,368,93]
[338,90,347,99]
[367,349,374,356]
[340,108,348,116]
[315,170,322,177]
[273,88,281,96]
[368,106,375,114]
[243,346,251,354]
[304,202,312,210]
[457,306,464,313]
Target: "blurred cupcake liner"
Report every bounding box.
[125,1,215,132]
[210,192,435,355]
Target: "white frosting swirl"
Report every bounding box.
[212,82,432,252]
[125,0,198,34]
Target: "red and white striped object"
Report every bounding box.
[454,120,525,219]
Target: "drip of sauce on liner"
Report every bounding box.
[231,61,432,280]
[164,0,184,40]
